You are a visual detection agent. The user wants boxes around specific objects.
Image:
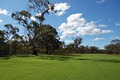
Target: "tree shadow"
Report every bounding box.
[0,57,10,60]
[76,58,91,61]
[76,58,120,63]
[17,55,35,58]
[66,54,82,57]
[38,55,75,61]
[38,55,120,63]
[1,54,120,63]
[93,59,120,63]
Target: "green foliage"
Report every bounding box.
[39,24,60,54]
[0,30,5,43]
[9,0,57,55]
[105,39,120,54]
[63,38,100,54]
[28,0,55,14]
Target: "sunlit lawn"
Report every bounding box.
[0,54,120,80]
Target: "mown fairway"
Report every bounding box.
[0,54,120,80]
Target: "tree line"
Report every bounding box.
[0,0,120,57]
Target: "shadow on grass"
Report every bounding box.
[76,58,120,63]
[0,57,10,60]
[37,54,120,63]
[17,55,35,58]
[94,59,120,63]
[76,58,91,61]
[38,55,75,61]
[1,54,120,63]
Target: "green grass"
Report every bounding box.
[0,54,120,80]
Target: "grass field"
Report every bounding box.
[0,54,120,80]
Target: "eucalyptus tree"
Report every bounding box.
[0,24,20,56]
[4,24,21,55]
[11,0,56,55]
[4,24,20,40]
[0,30,5,43]
[0,30,5,54]
[38,24,60,54]
[0,30,7,56]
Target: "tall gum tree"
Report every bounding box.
[11,0,56,55]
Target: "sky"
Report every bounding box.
[0,0,120,49]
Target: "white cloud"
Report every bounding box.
[58,13,112,40]
[56,11,66,16]
[94,37,104,41]
[30,16,36,21]
[54,3,70,16]
[115,22,120,26]
[65,40,74,43]
[98,24,107,27]
[0,19,3,23]
[97,0,105,3]
[0,9,8,15]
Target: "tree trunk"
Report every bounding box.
[32,47,38,56]
[45,45,49,54]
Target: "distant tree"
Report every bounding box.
[105,39,120,54]
[84,46,90,53]
[66,44,75,54]
[111,39,120,54]
[79,45,85,53]
[59,41,65,49]
[89,46,99,53]
[105,44,115,54]
[73,37,82,53]
[62,37,83,54]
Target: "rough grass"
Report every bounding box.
[0,54,120,80]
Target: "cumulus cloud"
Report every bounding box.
[0,19,3,23]
[54,3,70,16]
[115,22,120,27]
[97,0,105,3]
[0,9,8,15]
[58,13,112,40]
[94,37,104,41]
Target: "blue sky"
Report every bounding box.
[0,0,120,49]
